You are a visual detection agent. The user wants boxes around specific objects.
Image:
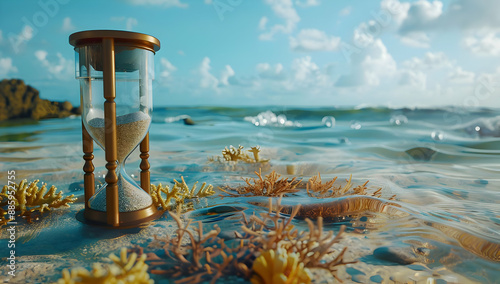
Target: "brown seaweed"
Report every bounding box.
[219,169,302,197]
[306,173,394,199]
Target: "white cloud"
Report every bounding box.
[220,65,235,86]
[476,68,500,91]
[198,58,241,90]
[442,0,500,30]
[289,29,341,52]
[402,52,452,70]
[199,57,219,89]
[160,58,177,80]
[258,17,268,30]
[361,40,397,86]
[62,17,76,32]
[449,67,475,84]
[295,0,319,7]
[257,63,285,80]
[336,39,396,87]
[339,6,351,16]
[35,50,47,61]
[352,21,379,49]
[390,0,500,53]
[290,56,329,87]
[126,18,138,30]
[463,31,500,56]
[34,50,73,80]
[21,25,34,41]
[0,57,18,78]
[123,0,188,8]
[399,0,443,34]
[400,32,431,48]
[204,0,212,4]
[8,25,34,53]
[292,56,318,82]
[398,52,473,89]
[380,0,410,26]
[259,0,300,40]
[399,69,426,89]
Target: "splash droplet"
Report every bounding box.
[277,114,287,126]
[350,121,362,130]
[322,116,336,128]
[390,115,408,126]
[339,137,350,144]
[431,131,444,141]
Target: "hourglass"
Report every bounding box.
[70,30,161,227]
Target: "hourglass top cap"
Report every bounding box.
[69,30,160,53]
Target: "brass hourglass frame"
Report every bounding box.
[70,30,161,228]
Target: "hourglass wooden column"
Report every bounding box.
[102,37,120,226]
[140,133,150,194]
[82,123,95,210]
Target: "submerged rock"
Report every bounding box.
[405,147,437,161]
[0,78,80,121]
[373,246,420,265]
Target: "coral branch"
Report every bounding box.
[1,179,76,226]
[150,177,215,211]
[145,197,351,283]
[57,248,153,284]
[208,145,269,164]
[220,169,301,197]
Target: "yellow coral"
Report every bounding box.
[251,248,312,284]
[150,183,181,211]
[209,145,269,163]
[57,248,153,284]
[174,176,215,199]
[247,146,269,163]
[0,179,76,225]
[150,177,215,211]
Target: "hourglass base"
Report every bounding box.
[78,204,161,228]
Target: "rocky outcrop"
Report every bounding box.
[0,79,80,121]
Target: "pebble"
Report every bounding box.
[183,117,195,125]
[416,247,431,256]
[346,267,366,276]
[408,264,428,271]
[351,274,367,283]
[369,275,383,283]
[346,267,366,283]
[68,181,84,192]
[474,179,488,185]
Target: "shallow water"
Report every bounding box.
[1,106,499,283]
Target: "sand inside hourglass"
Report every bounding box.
[86,111,151,163]
[86,111,153,212]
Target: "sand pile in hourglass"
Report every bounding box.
[86,111,153,212]
[87,111,151,163]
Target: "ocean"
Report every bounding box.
[1,106,499,283]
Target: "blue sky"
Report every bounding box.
[1,0,499,108]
